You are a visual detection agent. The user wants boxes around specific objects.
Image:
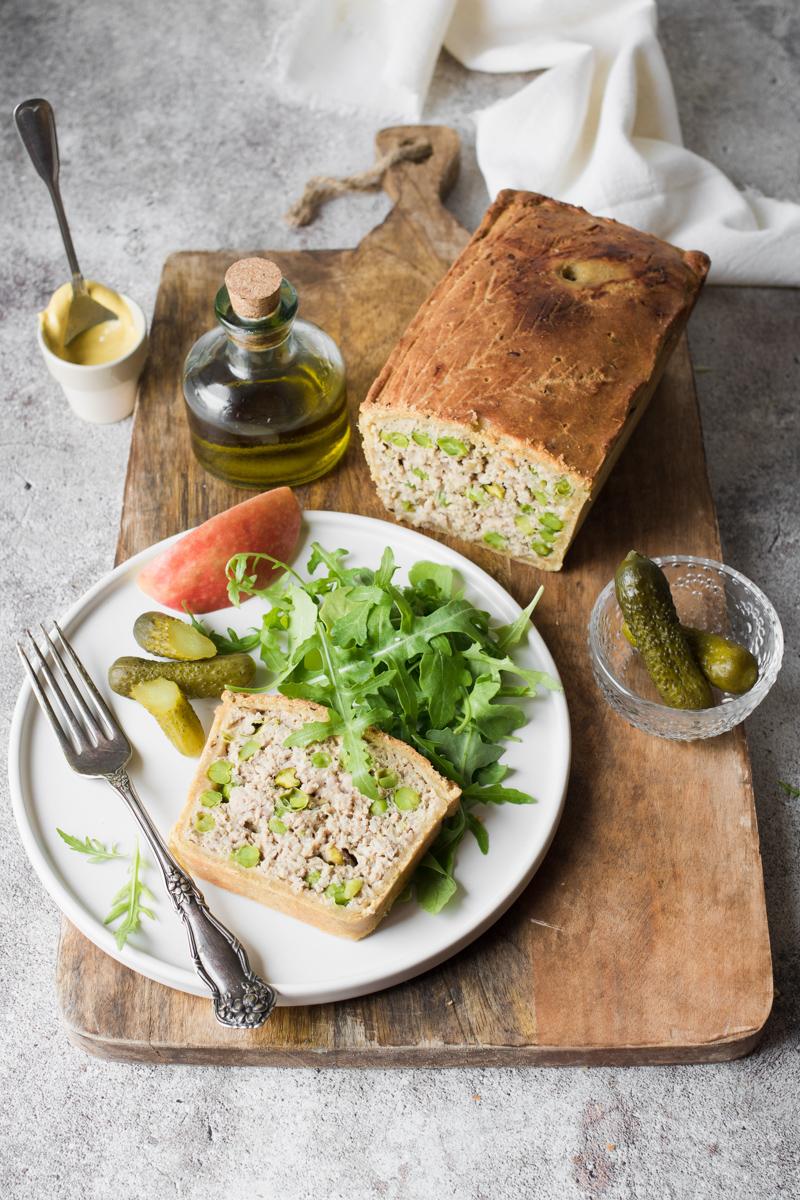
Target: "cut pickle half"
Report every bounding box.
[129,677,205,757]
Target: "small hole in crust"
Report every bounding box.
[561,260,632,286]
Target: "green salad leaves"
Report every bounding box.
[220,543,559,913]
[102,841,156,949]
[58,830,156,948]
[57,828,127,863]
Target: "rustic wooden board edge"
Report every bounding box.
[59,1013,770,1068]
[55,904,773,1067]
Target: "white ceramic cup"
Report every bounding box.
[37,294,148,424]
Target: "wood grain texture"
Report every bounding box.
[55,125,773,1066]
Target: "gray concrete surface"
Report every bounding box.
[1,2,798,1198]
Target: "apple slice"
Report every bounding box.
[138,488,302,612]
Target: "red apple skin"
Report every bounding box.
[137,488,302,613]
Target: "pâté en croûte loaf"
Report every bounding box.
[359,190,709,570]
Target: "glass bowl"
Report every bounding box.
[588,555,783,740]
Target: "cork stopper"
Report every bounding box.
[225,258,283,320]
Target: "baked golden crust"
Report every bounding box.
[169,693,461,940]
[361,190,709,484]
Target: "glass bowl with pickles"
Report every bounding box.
[588,553,783,740]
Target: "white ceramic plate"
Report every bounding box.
[9,511,570,1005]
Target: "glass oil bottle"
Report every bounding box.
[182,257,349,488]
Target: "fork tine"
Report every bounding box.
[51,621,119,736]
[39,624,104,742]
[24,631,94,748]
[17,642,78,759]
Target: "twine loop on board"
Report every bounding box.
[284,137,433,227]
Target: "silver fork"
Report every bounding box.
[17,622,276,1028]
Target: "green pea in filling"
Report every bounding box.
[437,436,469,457]
[381,430,409,448]
[232,844,261,868]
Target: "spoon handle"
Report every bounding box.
[14,98,83,285]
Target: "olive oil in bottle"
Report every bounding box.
[183,257,349,488]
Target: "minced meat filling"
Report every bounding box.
[187,705,438,909]
[367,421,583,562]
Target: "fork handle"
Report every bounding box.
[106,766,276,1028]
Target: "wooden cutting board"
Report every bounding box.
[55,126,772,1065]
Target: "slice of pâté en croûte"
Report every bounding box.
[170,693,461,940]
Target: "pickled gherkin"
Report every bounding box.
[130,677,206,757]
[623,622,757,695]
[109,652,255,698]
[614,551,713,710]
[133,612,216,660]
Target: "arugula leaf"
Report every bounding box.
[436,805,467,854]
[309,613,380,799]
[419,641,465,728]
[476,761,509,787]
[407,560,462,601]
[350,598,487,666]
[225,551,304,606]
[307,544,356,583]
[57,829,127,864]
[57,831,159,950]
[779,780,800,799]
[236,541,553,912]
[463,783,537,806]
[190,614,260,655]
[414,853,458,914]
[103,841,156,949]
[495,585,544,653]
[374,546,398,589]
[273,587,319,685]
[464,675,527,742]
[426,727,503,782]
[329,586,383,647]
[383,652,420,723]
[466,812,490,854]
[284,714,342,746]
[464,643,560,693]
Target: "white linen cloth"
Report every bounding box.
[282,0,800,285]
